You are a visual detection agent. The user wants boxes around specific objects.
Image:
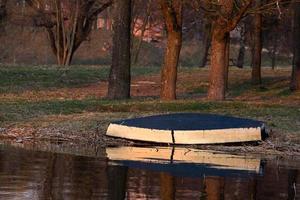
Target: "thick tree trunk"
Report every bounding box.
[237,23,246,68]
[208,26,227,100]
[251,0,262,85]
[199,22,211,68]
[161,31,182,100]
[160,0,182,100]
[207,0,251,101]
[291,2,300,91]
[108,0,131,99]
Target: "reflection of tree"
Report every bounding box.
[288,169,298,200]
[204,176,224,200]
[40,154,57,200]
[160,173,176,200]
[107,165,128,200]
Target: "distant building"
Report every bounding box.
[96,13,163,43]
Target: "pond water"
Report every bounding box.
[0,145,299,200]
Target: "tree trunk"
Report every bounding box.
[0,0,7,32]
[161,31,182,100]
[224,33,230,91]
[270,30,278,70]
[251,0,262,85]
[206,0,251,101]
[291,2,300,91]
[108,0,131,99]
[160,0,182,101]
[208,25,227,101]
[271,48,277,70]
[237,23,246,68]
[199,22,211,68]
[51,0,79,66]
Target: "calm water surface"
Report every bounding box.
[0,145,299,200]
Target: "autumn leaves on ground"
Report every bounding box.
[0,65,299,155]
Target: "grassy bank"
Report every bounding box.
[0,65,299,155]
[0,99,299,133]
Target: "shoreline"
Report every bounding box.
[0,125,299,157]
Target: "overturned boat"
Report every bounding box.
[106,113,265,144]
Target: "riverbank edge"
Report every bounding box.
[0,126,299,157]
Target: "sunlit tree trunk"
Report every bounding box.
[108,0,131,99]
[207,0,251,101]
[160,0,182,100]
[291,2,300,91]
[251,0,262,85]
[208,25,227,100]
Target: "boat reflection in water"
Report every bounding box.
[106,146,264,200]
[106,146,263,177]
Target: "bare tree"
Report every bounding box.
[107,0,132,99]
[25,0,112,66]
[132,0,152,65]
[159,0,182,100]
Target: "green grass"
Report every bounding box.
[0,65,108,93]
[1,98,299,134]
[0,65,160,93]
